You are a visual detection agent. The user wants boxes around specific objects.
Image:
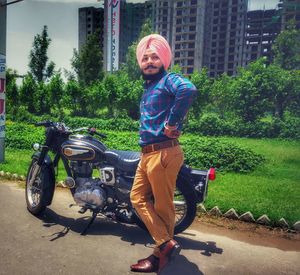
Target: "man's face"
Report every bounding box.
[141,48,164,75]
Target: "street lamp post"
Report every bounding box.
[0,0,7,163]
[0,0,24,162]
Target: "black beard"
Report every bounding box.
[141,66,165,81]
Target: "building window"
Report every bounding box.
[176,19,182,24]
[176,35,181,41]
[190,17,196,23]
[177,10,182,16]
[187,68,194,74]
[176,27,181,32]
[188,51,194,57]
[189,42,194,48]
[190,8,196,14]
[177,1,183,7]
[188,59,193,65]
[191,0,197,5]
[189,34,195,40]
[175,52,180,57]
[189,25,196,31]
[175,44,180,49]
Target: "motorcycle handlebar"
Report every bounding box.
[88,128,107,138]
[35,120,53,127]
[35,121,107,138]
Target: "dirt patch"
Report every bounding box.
[192,214,300,251]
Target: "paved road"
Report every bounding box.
[0,182,299,275]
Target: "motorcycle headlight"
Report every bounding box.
[32,143,40,151]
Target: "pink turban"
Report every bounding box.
[136,34,172,70]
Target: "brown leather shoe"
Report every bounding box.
[158,239,181,274]
[130,254,159,273]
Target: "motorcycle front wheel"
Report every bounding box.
[25,158,55,215]
[133,177,197,235]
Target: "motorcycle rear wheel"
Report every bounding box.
[25,159,54,215]
[134,177,197,235]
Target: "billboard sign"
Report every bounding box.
[106,0,120,72]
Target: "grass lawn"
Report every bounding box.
[204,138,300,224]
[0,137,299,225]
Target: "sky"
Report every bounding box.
[6,0,280,77]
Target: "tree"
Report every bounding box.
[71,30,103,87]
[230,59,271,122]
[47,71,64,112]
[272,20,300,70]
[5,69,19,113]
[123,18,154,81]
[29,25,55,82]
[263,64,300,118]
[189,68,212,118]
[19,73,38,113]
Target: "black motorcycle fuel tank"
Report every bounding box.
[61,135,107,162]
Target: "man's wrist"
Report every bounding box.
[164,122,178,130]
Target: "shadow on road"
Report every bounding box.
[39,208,223,274]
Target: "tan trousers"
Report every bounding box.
[130,145,184,257]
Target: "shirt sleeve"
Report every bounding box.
[165,73,197,127]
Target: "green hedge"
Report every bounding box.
[5,121,264,173]
[7,111,300,138]
[184,113,300,139]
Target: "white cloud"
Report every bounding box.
[248,0,279,11]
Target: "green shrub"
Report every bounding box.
[181,136,265,172]
[5,121,45,149]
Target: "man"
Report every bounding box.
[130,34,197,273]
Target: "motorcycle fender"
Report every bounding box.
[31,152,56,206]
[178,164,207,203]
[32,152,53,166]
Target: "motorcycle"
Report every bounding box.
[25,121,216,235]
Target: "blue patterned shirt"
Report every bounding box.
[139,71,197,146]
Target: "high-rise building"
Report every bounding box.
[151,0,206,75]
[203,0,248,77]
[243,9,281,67]
[281,0,300,29]
[78,7,104,51]
[119,2,153,65]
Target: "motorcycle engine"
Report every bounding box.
[73,178,106,210]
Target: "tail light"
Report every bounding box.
[208,168,216,181]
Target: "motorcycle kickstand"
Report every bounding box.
[81,211,97,236]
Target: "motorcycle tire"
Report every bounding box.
[133,176,197,235]
[25,158,55,216]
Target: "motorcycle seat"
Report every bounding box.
[105,150,141,172]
